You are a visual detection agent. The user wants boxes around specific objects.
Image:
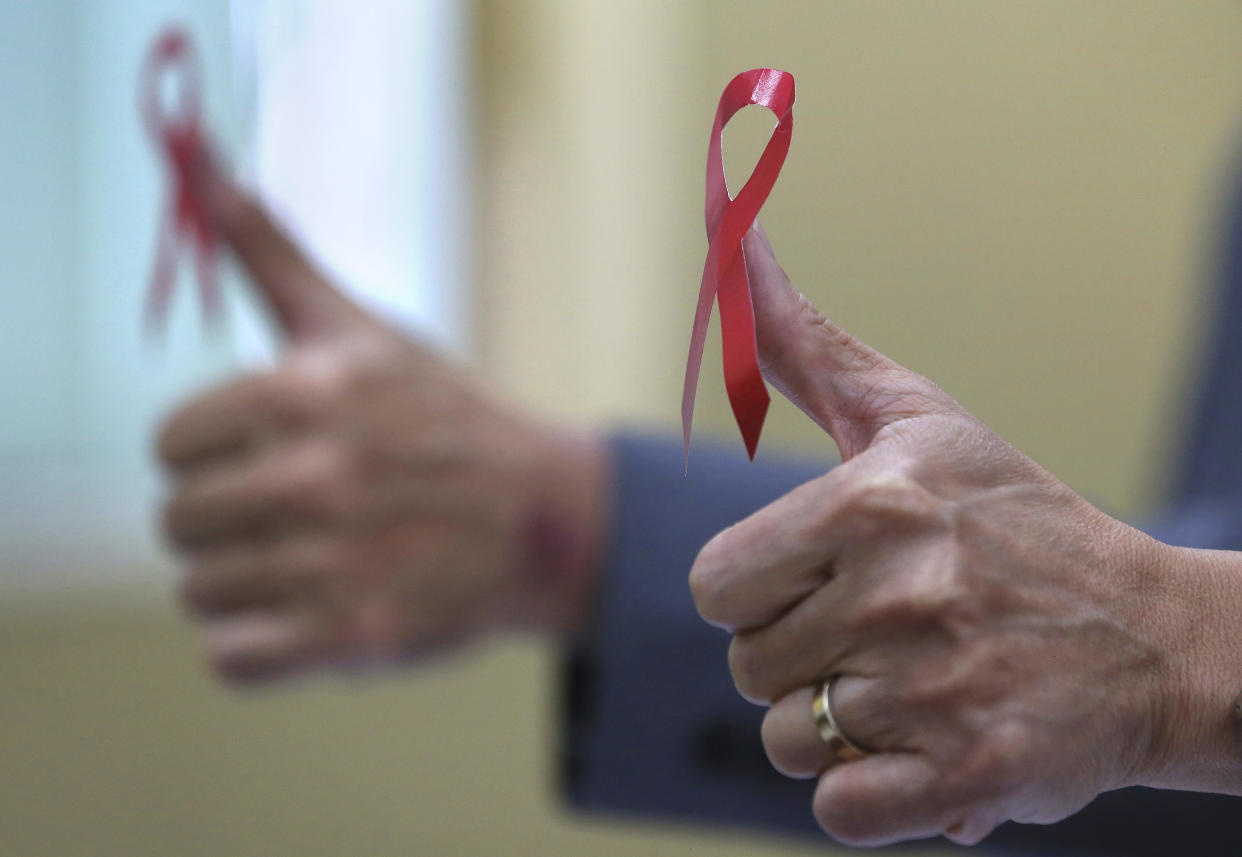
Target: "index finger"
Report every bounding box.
[689,463,852,632]
[689,453,942,632]
[157,368,322,470]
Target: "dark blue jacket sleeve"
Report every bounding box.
[560,432,826,839]
[559,432,1242,856]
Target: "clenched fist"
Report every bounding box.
[158,163,607,683]
[690,224,1242,845]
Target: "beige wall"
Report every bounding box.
[7,3,1242,856]
[479,0,1242,517]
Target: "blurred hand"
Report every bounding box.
[689,225,1242,845]
[158,165,608,683]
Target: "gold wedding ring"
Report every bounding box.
[812,677,869,762]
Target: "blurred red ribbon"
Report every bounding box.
[140,26,220,332]
[682,68,795,468]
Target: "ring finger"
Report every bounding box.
[761,675,892,779]
[181,538,339,616]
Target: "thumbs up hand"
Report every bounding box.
[157,165,607,682]
[690,225,1242,845]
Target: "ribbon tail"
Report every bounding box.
[682,243,723,472]
[683,68,795,468]
[717,242,769,460]
[194,237,222,328]
[144,205,179,337]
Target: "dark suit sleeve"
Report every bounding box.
[558,432,1242,856]
[559,432,826,838]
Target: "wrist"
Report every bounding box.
[1141,544,1242,793]
[505,423,612,641]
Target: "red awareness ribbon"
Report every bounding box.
[682,68,795,468]
[140,26,220,332]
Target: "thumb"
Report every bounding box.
[744,222,960,459]
[196,155,376,341]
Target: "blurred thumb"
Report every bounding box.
[196,155,375,341]
[744,222,959,459]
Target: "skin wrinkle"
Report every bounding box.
[688,222,1242,842]
[155,165,1242,842]
[162,165,611,685]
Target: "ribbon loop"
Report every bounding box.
[683,68,795,468]
[140,26,220,332]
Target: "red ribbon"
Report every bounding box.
[140,26,220,332]
[682,68,795,467]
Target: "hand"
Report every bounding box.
[158,164,608,683]
[689,224,1242,845]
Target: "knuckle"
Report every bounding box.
[290,537,347,577]
[349,598,402,653]
[813,780,880,846]
[282,538,359,588]
[204,640,253,685]
[688,530,737,625]
[969,721,1031,785]
[280,441,365,521]
[160,495,194,548]
[177,572,211,614]
[760,709,815,779]
[726,637,770,704]
[290,345,377,404]
[853,554,969,633]
[840,470,925,525]
[688,552,721,621]
[929,729,1028,816]
[178,551,249,615]
[907,562,970,623]
[155,410,188,466]
[335,348,379,392]
[945,815,998,846]
[257,368,327,423]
